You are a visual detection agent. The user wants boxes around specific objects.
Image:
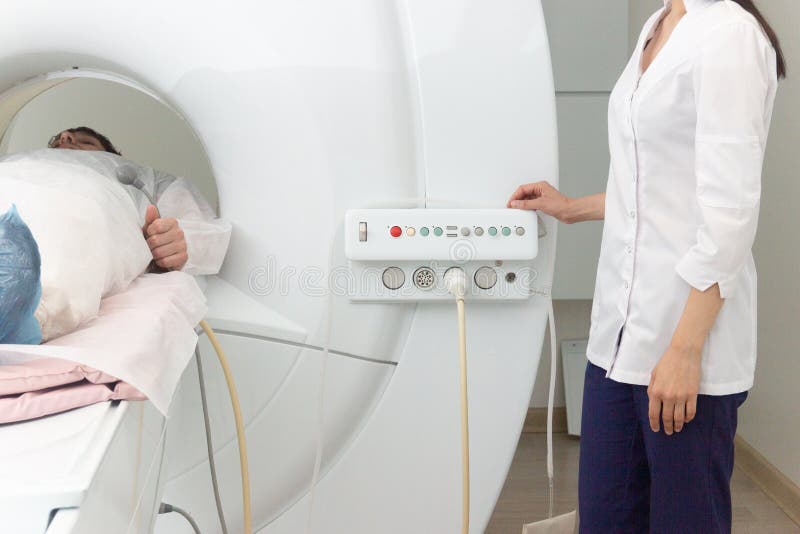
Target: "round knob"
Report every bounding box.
[474,266,498,290]
[382,267,405,290]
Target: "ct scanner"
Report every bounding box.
[0,1,558,533]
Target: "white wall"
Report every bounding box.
[0,78,218,211]
[736,0,800,487]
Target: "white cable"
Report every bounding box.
[539,212,558,519]
[303,227,336,534]
[546,298,557,519]
[444,267,469,534]
[305,197,427,534]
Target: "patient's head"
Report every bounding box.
[48,127,121,156]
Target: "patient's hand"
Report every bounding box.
[142,205,188,271]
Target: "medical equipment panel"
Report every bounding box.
[344,209,539,301]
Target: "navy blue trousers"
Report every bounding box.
[578,362,747,534]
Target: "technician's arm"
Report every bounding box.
[647,284,723,436]
[507,181,605,223]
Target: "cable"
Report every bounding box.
[546,298,557,519]
[199,319,252,534]
[444,267,469,534]
[159,503,202,534]
[457,297,469,534]
[537,212,559,520]
[303,227,336,534]
[195,346,229,534]
[304,197,436,534]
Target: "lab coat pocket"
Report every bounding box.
[695,136,763,209]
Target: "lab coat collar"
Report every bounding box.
[662,0,716,11]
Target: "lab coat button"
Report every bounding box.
[623,281,629,289]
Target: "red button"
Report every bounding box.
[390,226,402,238]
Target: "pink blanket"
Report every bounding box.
[0,357,145,424]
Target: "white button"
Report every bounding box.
[629,211,636,219]
[623,281,629,289]
[626,246,632,254]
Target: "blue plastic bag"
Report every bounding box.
[0,204,42,344]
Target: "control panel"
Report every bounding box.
[344,209,540,301]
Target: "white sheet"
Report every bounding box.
[0,272,206,414]
[0,151,153,341]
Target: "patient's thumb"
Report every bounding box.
[143,205,159,232]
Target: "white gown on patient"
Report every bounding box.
[0,149,232,341]
[2,149,232,276]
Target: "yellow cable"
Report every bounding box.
[199,320,252,534]
[456,298,469,534]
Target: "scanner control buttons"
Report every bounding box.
[474,266,498,290]
[382,267,405,290]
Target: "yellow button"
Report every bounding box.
[406,227,416,236]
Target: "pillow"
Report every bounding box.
[0,154,152,341]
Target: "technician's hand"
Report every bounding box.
[507,181,572,222]
[142,205,188,271]
[647,344,702,436]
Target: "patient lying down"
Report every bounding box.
[0,127,231,344]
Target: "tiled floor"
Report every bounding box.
[487,432,799,534]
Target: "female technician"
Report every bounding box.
[509,0,785,531]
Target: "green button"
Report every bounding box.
[502,226,511,236]
[420,227,430,236]
[488,226,498,236]
[433,227,443,236]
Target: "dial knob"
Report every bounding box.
[474,266,498,290]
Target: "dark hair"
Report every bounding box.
[55,126,122,155]
[732,0,786,78]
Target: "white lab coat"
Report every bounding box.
[586,0,778,395]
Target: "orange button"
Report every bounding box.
[390,226,402,237]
